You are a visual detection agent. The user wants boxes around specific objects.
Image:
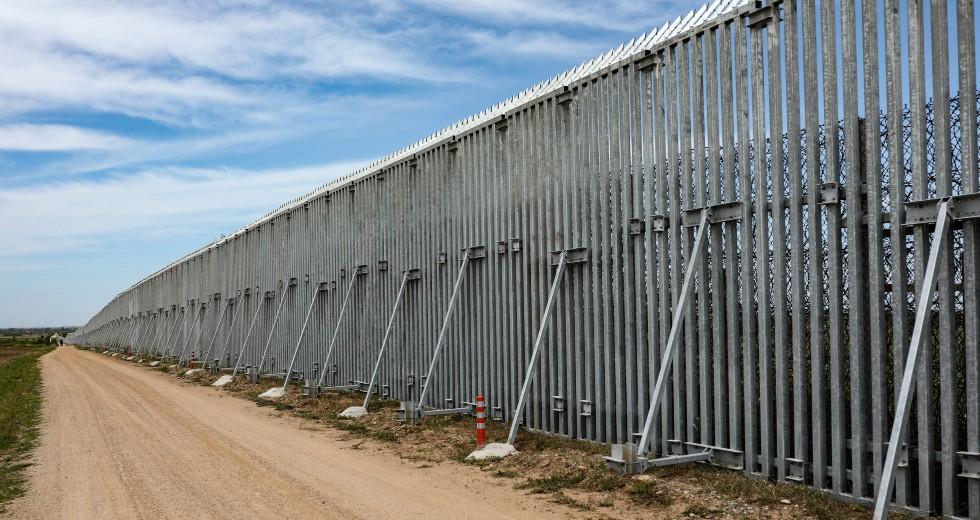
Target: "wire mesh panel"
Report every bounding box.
[67,0,980,516]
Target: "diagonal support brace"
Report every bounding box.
[506,247,586,445]
[316,265,368,387]
[215,294,245,367]
[280,282,329,392]
[255,282,291,375]
[873,199,952,519]
[362,269,418,410]
[231,292,271,376]
[201,298,231,367]
[613,208,711,470]
[416,246,485,411]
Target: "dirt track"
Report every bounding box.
[7,347,579,519]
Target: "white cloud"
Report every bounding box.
[466,30,607,59]
[0,0,459,126]
[0,124,133,151]
[407,0,675,32]
[0,161,365,257]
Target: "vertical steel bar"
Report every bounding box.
[956,2,980,516]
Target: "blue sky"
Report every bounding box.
[0,0,692,327]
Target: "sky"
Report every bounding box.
[0,0,694,327]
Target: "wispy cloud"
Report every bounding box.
[0,124,133,151]
[0,0,459,127]
[407,0,676,32]
[466,30,607,60]
[0,161,364,257]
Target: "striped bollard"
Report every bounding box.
[475,394,486,448]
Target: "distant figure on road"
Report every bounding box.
[49,333,63,346]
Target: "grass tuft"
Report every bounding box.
[626,479,673,506]
[516,472,586,494]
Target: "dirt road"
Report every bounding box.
[7,347,577,519]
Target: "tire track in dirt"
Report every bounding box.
[7,347,578,519]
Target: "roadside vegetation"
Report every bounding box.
[0,336,53,513]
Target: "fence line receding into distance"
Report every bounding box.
[69,0,980,517]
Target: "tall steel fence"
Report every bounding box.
[69,0,980,517]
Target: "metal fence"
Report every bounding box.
[68,0,980,517]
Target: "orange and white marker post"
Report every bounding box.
[475,393,486,448]
[189,352,195,369]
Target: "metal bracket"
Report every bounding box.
[302,378,320,399]
[552,396,565,413]
[579,400,593,417]
[819,182,841,205]
[905,192,980,225]
[550,247,588,265]
[495,115,509,132]
[510,238,522,252]
[436,252,447,264]
[604,441,743,474]
[651,215,668,232]
[958,451,980,480]
[605,443,645,474]
[464,245,487,259]
[684,442,743,470]
[629,218,646,235]
[635,50,662,71]
[786,458,806,482]
[422,405,473,418]
[319,383,358,393]
[288,277,298,287]
[745,3,776,28]
[555,87,574,105]
[398,401,420,424]
[405,268,421,281]
[681,201,744,227]
[491,406,504,421]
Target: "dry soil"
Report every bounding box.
[5,347,583,519]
